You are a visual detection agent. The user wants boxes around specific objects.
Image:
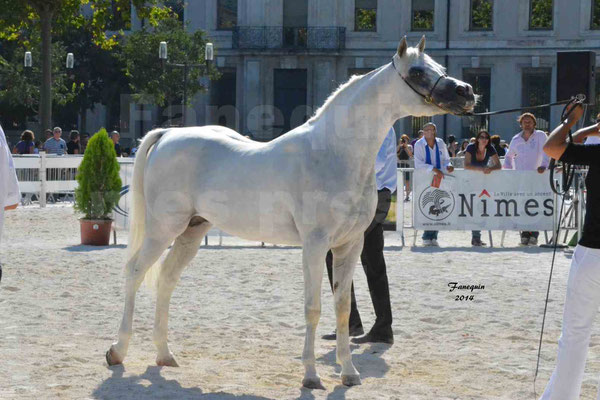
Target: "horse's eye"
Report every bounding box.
[410,69,424,79]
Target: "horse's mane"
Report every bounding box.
[307,67,380,123]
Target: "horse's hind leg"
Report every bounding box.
[106,232,176,366]
[301,232,329,390]
[332,237,363,386]
[154,218,212,367]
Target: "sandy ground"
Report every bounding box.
[1,205,598,399]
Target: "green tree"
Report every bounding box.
[0,0,171,131]
[121,16,218,122]
[74,127,122,219]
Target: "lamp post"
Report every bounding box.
[24,51,75,126]
[158,41,213,126]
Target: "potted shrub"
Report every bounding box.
[74,128,122,245]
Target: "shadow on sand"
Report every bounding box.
[93,365,275,400]
[294,344,390,400]
[63,244,128,252]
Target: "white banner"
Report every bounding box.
[413,169,554,231]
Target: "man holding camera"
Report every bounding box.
[0,123,20,283]
[539,103,600,399]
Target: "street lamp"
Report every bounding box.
[158,41,214,126]
[24,51,75,71]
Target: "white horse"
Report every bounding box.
[106,36,475,388]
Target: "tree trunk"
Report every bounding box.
[39,6,53,131]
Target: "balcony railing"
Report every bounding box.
[232,26,346,51]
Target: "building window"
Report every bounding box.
[592,0,600,29]
[411,116,432,137]
[283,0,308,48]
[529,0,553,30]
[164,0,185,24]
[522,68,552,131]
[355,0,377,32]
[217,0,237,30]
[412,0,434,31]
[107,0,132,31]
[463,69,491,137]
[470,0,493,31]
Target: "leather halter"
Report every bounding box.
[391,56,447,108]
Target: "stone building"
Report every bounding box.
[92,0,600,143]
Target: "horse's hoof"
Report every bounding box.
[341,374,361,386]
[156,356,179,367]
[106,348,123,366]
[302,377,325,390]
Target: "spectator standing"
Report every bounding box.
[44,128,52,141]
[43,127,67,155]
[463,130,501,246]
[12,130,35,155]
[397,134,413,201]
[322,127,397,345]
[110,131,122,156]
[503,112,549,245]
[457,140,470,157]
[80,133,90,153]
[410,129,424,148]
[66,130,80,155]
[490,134,506,157]
[413,122,454,246]
[447,134,459,157]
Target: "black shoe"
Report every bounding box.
[471,238,485,247]
[321,326,364,340]
[351,332,394,345]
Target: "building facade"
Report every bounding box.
[85,0,600,145]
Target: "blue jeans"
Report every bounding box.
[422,230,438,240]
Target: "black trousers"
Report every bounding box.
[521,231,540,239]
[326,188,393,337]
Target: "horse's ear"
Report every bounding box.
[417,35,426,53]
[397,36,408,57]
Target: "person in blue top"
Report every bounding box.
[413,122,454,246]
[322,126,397,345]
[463,130,501,246]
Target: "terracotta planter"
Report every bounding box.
[80,219,113,246]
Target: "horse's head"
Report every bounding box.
[392,36,476,116]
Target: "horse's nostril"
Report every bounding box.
[456,85,467,97]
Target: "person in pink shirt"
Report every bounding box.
[503,113,549,245]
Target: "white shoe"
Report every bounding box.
[431,239,439,247]
[422,239,432,246]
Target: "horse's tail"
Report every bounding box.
[126,129,166,283]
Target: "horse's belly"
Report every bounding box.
[194,193,302,245]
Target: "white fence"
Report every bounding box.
[13,154,133,209]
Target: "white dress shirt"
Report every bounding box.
[375,127,398,192]
[413,136,452,172]
[503,130,549,170]
[0,124,20,247]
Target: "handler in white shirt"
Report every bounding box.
[0,123,20,282]
[503,113,548,245]
[413,122,454,246]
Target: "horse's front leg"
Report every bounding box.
[301,232,329,390]
[332,237,364,386]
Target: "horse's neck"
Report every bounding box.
[308,64,404,182]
